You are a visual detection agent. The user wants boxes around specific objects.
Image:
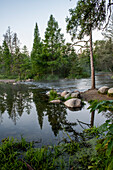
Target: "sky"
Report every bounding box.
[0,0,103,53]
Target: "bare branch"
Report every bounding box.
[103,1,113,30]
[72,40,90,46]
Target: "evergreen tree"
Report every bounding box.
[2,41,11,75]
[66,0,106,89]
[12,33,20,53]
[31,23,43,77]
[0,46,3,69]
[94,39,113,71]
[44,14,65,75]
[94,13,113,72]
[3,26,13,53]
[21,46,31,79]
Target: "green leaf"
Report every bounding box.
[106,140,113,157]
[107,159,113,170]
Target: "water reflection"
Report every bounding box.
[0,84,32,125]
[0,81,112,145]
[32,89,48,129]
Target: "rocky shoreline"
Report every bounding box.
[0,79,113,102]
[47,86,113,108]
[81,88,113,101]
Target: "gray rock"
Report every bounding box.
[50,100,61,104]
[64,93,71,99]
[57,92,61,96]
[71,92,80,98]
[108,88,113,95]
[74,90,80,93]
[61,91,68,97]
[98,86,109,94]
[64,98,81,108]
[46,91,50,95]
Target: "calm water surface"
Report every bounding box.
[0,73,113,146]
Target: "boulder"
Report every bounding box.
[71,92,80,98]
[64,93,71,99]
[46,91,50,95]
[98,86,109,94]
[74,90,80,93]
[61,91,68,97]
[57,92,61,96]
[64,98,81,108]
[50,100,61,104]
[108,88,113,96]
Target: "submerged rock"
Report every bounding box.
[64,98,81,108]
[98,86,109,94]
[50,100,61,103]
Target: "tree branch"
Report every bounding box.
[103,1,113,29]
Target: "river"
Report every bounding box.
[0,73,113,146]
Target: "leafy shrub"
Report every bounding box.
[49,89,58,101]
[88,100,113,169]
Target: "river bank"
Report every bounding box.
[81,89,113,101]
[0,79,113,101]
[0,79,16,83]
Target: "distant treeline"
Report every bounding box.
[0,14,113,80]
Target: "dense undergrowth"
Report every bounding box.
[0,100,113,169]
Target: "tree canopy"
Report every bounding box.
[66,0,107,89]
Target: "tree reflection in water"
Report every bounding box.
[32,89,48,129]
[0,84,97,141]
[0,83,32,125]
[32,89,79,137]
[1,83,110,144]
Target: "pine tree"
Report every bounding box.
[2,41,11,75]
[66,0,106,89]
[44,14,65,75]
[31,23,42,77]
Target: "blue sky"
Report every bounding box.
[0,0,103,52]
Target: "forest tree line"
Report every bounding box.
[0,14,113,80]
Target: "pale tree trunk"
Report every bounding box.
[89,29,95,89]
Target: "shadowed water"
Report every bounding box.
[0,73,113,146]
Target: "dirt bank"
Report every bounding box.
[81,89,113,101]
[0,79,16,83]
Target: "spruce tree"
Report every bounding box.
[2,41,11,75]
[31,23,42,77]
[44,14,65,76]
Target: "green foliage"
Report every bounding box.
[0,137,32,169]
[49,89,58,101]
[94,13,113,72]
[31,23,44,76]
[66,0,106,40]
[43,14,65,76]
[2,41,11,75]
[0,136,94,170]
[84,126,100,138]
[108,92,113,97]
[88,100,113,113]
[94,39,113,72]
[88,100,113,169]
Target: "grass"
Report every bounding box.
[0,128,100,170]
